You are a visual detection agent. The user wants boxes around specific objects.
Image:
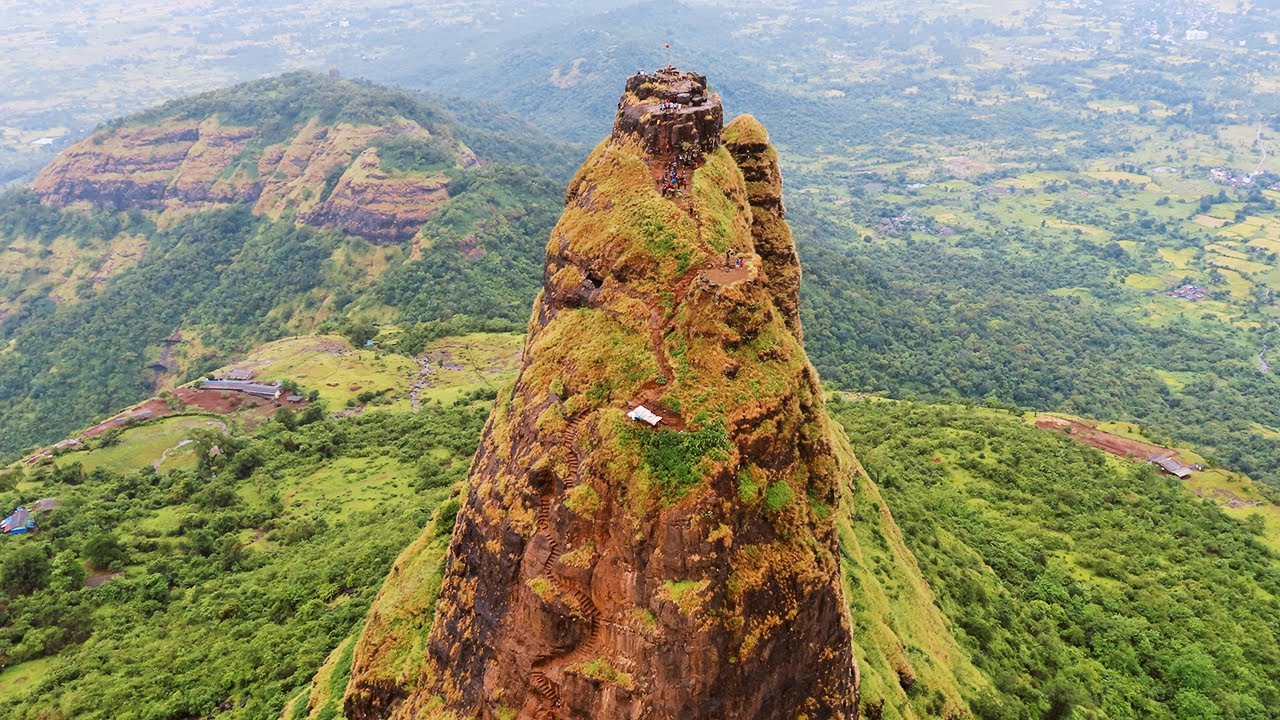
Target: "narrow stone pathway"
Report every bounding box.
[409,357,433,412]
[523,415,605,717]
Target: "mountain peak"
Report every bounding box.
[613,66,723,159]
[342,70,857,720]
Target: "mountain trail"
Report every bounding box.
[522,413,605,717]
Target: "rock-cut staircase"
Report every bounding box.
[522,415,605,717]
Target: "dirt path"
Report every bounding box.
[85,570,123,589]
[610,143,732,419]
[152,439,193,470]
[644,140,703,208]
[1035,414,1175,460]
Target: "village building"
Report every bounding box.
[1151,455,1192,479]
[1166,284,1207,301]
[202,379,283,399]
[2,507,35,535]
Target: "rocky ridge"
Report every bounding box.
[30,103,473,245]
[343,68,858,720]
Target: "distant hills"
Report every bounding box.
[0,72,579,459]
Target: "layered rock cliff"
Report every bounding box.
[344,68,859,720]
[30,85,473,245]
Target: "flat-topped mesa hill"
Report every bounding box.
[29,73,478,245]
[342,69,858,720]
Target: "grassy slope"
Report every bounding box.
[830,397,1280,718]
[57,415,216,474]
[0,402,486,718]
[835,425,988,718]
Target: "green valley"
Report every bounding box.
[0,73,571,461]
[2,1,1280,718]
[0,332,516,717]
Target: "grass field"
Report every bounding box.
[1157,247,1198,268]
[54,415,221,473]
[242,335,417,409]
[1187,468,1280,555]
[0,657,55,700]
[278,455,417,522]
[414,332,523,406]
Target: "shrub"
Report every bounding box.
[1,544,50,596]
[84,533,127,570]
[630,424,729,500]
[764,481,795,511]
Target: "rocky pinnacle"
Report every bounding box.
[348,68,858,720]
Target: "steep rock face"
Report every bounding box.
[613,68,723,156]
[30,120,257,209]
[304,147,450,245]
[724,117,803,340]
[31,116,470,245]
[347,69,858,720]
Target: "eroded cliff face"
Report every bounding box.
[31,115,470,245]
[344,69,858,720]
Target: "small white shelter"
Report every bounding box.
[627,405,662,426]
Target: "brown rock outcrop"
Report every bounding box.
[31,115,469,246]
[30,121,247,209]
[613,68,723,155]
[345,69,858,720]
[724,116,803,340]
[303,147,450,245]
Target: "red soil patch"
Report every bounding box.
[702,265,750,285]
[1035,414,1173,461]
[625,396,687,432]
[81,387,305,438]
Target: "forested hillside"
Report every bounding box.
[832,398,1280,719]
[0,400,484,718]
[795,189,1280,488]
[0,74,577,460]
